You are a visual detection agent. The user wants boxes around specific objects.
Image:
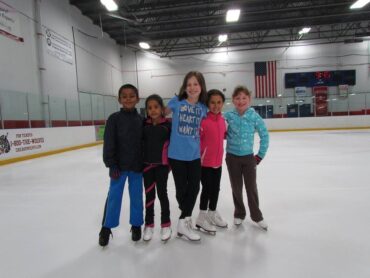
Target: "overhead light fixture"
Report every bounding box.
[100,0,118,11]
[218,34,228,42]
[139,42,150,49]
[298,27,311,35]
[350,0,370,9]
[226,9,240,22]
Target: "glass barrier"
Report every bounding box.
[49,95,67,127]
[103,95,119,119]
[0,90,369,129]
[0,90,29,129]
[66,98,80,126]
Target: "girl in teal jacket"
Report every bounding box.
[224,86,269,230]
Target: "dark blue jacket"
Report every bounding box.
[103,108,144,172]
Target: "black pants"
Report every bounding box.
[200,166,222,211]
[169,158,201,219]
[143,164,171,227]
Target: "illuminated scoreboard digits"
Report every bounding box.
[315,71,331,80]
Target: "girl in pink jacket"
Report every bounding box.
[195,89,228,234]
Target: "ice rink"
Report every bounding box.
[1,130,370,278]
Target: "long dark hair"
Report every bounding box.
[177,71,207,104]
[145,94,165,117]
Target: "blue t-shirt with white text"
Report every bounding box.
[167,96,207,161]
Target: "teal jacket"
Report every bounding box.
[224,108,269,158]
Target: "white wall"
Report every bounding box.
[1,0,369,122]
[71,5,122,97]
[0,0,123,100]
[125,42,370,111]
[0,0,39,94]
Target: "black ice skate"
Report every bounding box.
[99,227,112,247]
[131,226,142,241]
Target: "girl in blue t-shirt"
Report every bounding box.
[166,71,207,241]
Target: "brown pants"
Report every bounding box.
[225,153,263,222]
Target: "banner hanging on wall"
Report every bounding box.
[44,27,73,65]
[338,84,349,97]
[294,87,307,98]
[0,1,24,42]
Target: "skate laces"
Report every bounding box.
[185,218,194,232]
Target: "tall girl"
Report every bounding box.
[166,71,207,241]
[142,94,172,241]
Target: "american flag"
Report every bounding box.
[254,61,277,98]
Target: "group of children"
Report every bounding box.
[98,71,269,246]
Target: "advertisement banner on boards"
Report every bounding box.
[0,127,96,160]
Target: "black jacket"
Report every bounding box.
[143,118,171,165]
[103,108,144,172]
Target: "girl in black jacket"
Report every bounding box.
[142,94,172,241]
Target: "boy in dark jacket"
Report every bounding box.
[99,84,144,246]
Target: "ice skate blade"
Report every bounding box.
[255,223,268,231]
[161,232,172,242]
[214,224,228,228]
[195,225,216,235]
[177,232,201,241]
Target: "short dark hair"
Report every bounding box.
[207,89,225,106]
[118,84,139,98]
[177,71,207,104]
[232,86,251,98]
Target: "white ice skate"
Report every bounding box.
[196,210,216,235]
[143,226,154,241]
[256,220,268,231]
[207,210,228,228]
[177,217,201,241]
[234,218,243,226]
[160,227,172,241]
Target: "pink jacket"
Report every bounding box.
[200,112,227,168]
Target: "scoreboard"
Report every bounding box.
[285,70,356,88]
